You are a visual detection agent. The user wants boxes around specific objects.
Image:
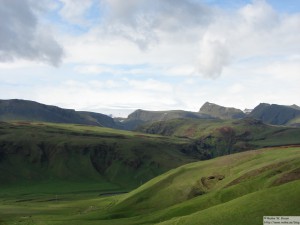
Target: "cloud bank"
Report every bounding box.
[102,0,213,49]
[0,0,63,66]
[198,0,300,78]
[56,0,300,78]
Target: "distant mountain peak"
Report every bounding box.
[243,108,253,114]
[0,99,116,128]
[249,102,300,126]
[289,104,300,110]
[199,102,245,120]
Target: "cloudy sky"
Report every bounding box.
[0,0,299,117]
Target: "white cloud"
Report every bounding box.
[197,35,230,78]
[0,0,64,66]
[195,0,300,78]
[59,0,94,25]
[127,79,173,92]
[227,83,245,94]
[102,0,212,49]
[29,78,179,116]
[257,57,300,81]
[239,0,278,29]
[74,65,114,74]
[165,65,196,76]
[57,0,300,79]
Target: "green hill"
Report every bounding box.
[127,109,211,121]
[3,118,299,195]
[102,146,300,224]
[199,102,245,119]
[1,146,299,224]
[137,117,300,157]
[0,99,116,128]
[287,115,300,127]
[0,121,200,192]
[117,109,213,130]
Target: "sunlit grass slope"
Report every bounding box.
[105,146,300,218]
[1,146,299,225]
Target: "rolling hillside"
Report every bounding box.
[2,117,299,194]
[1,146,299,224]
[102,146,300,225]
[137,117,300,157]
[116,109,213,130]
[0,121,200,192]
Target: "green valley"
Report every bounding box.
[1,111,300,224]
[0,146,299,224]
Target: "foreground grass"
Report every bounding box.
[1,146,300,225]
[158,180,300,225]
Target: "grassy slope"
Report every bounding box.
[139,117,299,138]
[105,146,300,215]
[287,115,300,127]
[1,146,299,225]
[0,121,196,194]
[158,181,300,225]
[116,109,211,130]
[138,118,300,150]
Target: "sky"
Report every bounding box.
[0,0,299,117]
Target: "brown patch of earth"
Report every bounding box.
[201,174,225,189]
[272,167,300,186]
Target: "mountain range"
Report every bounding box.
[1,99,300,129]
[0,99,116,128]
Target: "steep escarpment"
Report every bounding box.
[0,122,199,190]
